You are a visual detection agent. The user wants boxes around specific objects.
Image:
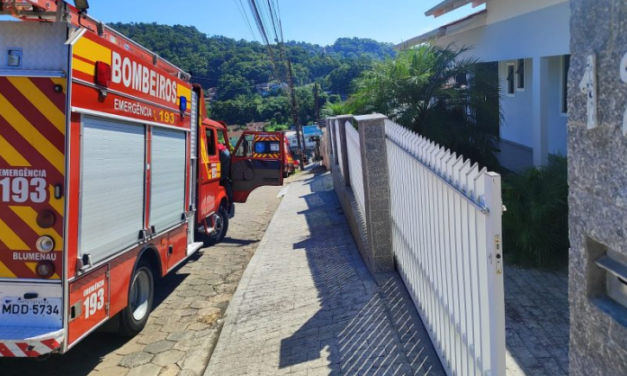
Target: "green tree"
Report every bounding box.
[352,44,502,170]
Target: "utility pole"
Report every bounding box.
[286,57,307,169]
[313,83,320,121]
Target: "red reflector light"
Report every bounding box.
[36,210,56,229]
[95,61,112,88]
[36,261,55,279]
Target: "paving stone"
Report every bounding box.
[153,350,186,367]
[159,364,181,376]
[94,353,123,370]
[119,352,155,368]
[145,340,176,354]
[116,342,146,356]
[126,363,162,376]
[138,331,169,345]
[96,366,130,376]
[167,331,196,342]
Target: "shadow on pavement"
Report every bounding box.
[278,169,443,375]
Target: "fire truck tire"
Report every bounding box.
[202,206,229,246]
[120,260,154,337]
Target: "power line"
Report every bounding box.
[243,0,308,168]
[235,0,258,42]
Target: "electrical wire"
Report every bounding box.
[235,0,258,42]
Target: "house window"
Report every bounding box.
[455,72,468,88]
[506,63,516,96]
[516,59,525,90]
[561,55,571,114]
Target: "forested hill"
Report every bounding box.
[110,23,394,125]
[110,23,394,98]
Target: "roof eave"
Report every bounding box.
[396,28,446,50]
[425,0,486,18]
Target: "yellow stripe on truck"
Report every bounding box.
[74,36,112,65]
[0,217,28,251]
[6,77,66,134]
[0,133,31,166]
[10,206,63,251]
[177,84,192,104]
[0,261,17,278]
[0,93,65,174]
[72,58,95,76]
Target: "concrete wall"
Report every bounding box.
[569,1,627,375]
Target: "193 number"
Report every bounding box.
[0,177,47,203]
[158,111,175,124]
[83,288,105,320]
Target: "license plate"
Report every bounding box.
[1,298,62,327]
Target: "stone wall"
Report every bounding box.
[569,1,627,374]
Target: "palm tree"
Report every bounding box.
[352,44,502,170]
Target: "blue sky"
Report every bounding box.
[81,0,481,46]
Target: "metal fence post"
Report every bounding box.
[484,171,506,375]
[355,114,394,273]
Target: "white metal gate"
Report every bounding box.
[385,120,505,376]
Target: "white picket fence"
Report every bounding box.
[345,121,365,215]
[384,120,505,376]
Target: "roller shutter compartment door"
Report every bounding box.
[150,128,186,233]
[80,116,146,263]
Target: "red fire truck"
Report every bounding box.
[0,0,284,357]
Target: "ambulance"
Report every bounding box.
[0,0,284,357]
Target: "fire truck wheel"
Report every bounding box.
[120,260,154,337]
[203,206,230,246]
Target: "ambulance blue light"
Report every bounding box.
[179,96,187,113]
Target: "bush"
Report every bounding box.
[502,156,569,268]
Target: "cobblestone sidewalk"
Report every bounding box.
[205,169,444,376]
[505,266,569,376]
[0,183,287,376]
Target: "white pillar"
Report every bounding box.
[532,56,550,166]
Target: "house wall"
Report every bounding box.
[499,59,533,148]
[569,0,627,374]
[433,2,571,163]
[497,56,568,156]
[547,56,568,155]
[485,0,568,25]
[436,1,570,62]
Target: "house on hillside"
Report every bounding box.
[401,0,570,172]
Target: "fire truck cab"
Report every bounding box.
[0,0,284,357]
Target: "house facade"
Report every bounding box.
[402,0,570,171]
